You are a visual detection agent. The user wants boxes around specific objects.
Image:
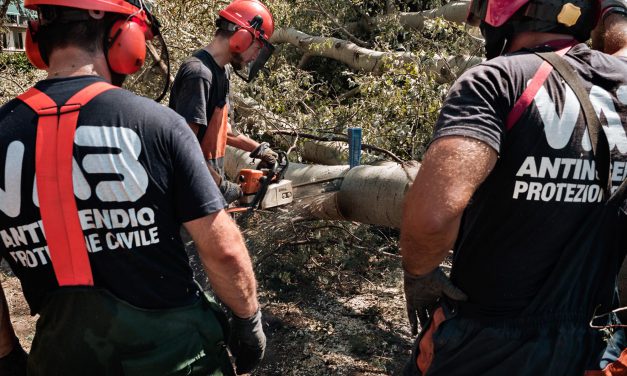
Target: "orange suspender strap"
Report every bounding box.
[200,104,229,160]
[17,82,118,286]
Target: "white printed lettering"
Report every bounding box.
[538,158,561,179]
[613,161,625,182]
[590,85,627,153]
[528,182,543,201]
[513,181,529,199]
[517,157,538,177]
[75,126,148,203]
[0,141,24,217]
[535,83,580,150]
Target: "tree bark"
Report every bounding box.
[224,146,419,228]
[270,28,483,80]
[347,0,471,32]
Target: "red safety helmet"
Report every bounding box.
[467,0,531,27]
[599,0,627,20]
[219,0,275,54]
[217,0,276,82]
[24,0,157,75]
[466,0,598,58]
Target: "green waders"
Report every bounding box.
[27,287,235,376]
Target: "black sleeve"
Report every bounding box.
[433,63,513,154]
[172,75,212,128]
[169,118,227,222]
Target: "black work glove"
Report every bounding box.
[0,338,27,376]
[404,267,467,336]
[220,179,243,205]
[229,309,266,375]
[250,143,278,169]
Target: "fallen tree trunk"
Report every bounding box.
[225,146,419,228]
[270,28,483,80]
[347,0,471,32]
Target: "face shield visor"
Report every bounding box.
[233,37,275,83]
[120,8,171,102]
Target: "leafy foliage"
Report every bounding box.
[153,0,479,160]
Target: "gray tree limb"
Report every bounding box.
[270,27,483,81]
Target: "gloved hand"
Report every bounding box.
[250,143,278,169]
[404,267,467,336]
[229,309,266,375]
[220,179,243,205]
[0,338,27,376]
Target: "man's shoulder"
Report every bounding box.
[178,54,215,82]
[95,89,187,127]
[0,98,24,116]
[588,49,627,75]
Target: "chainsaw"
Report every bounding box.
[227,151,293,213]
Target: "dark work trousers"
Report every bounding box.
[403,300,624,376]
[28,287,234,376]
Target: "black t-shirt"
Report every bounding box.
[434,43,627,318]
[0,76,227,313]
[168,50,230,143]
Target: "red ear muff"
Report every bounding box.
[26,20,48,70]
[107,19,147,75]
[229,28,254,53]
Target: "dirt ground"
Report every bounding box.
[1,219,417,375]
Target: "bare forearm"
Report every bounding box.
[227,133,259,152]
[184,211,259,318]
[203,240,258,318]
[400,136,497,276]
[400,215,461,275]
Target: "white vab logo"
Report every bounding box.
[535,83,627,152]
[512,83,627,203]
[0,126,149,218]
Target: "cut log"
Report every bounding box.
[224,146,419,228]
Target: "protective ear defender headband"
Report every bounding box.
[106,18,147,74]
[25,9,149,75]
[222,15,266,54]
[26,20,48,69]
[229,27,255,53]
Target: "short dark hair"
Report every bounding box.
[37,6,117,60]
[215,28,236,39]
[214,17,236,39]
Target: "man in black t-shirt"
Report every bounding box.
[400,0,627,375]
[0,1,265,375]
[169,0,278,204]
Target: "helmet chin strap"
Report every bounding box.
[481,23,511,59]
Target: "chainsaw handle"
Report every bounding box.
[254,150,288,181]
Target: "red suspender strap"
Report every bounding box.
[505,39,577,131]
[17,82,117,286]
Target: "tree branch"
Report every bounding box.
[314,3,370,48]
[270,27,483,81]
[266,129,404,163]
[346,0,471,32]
